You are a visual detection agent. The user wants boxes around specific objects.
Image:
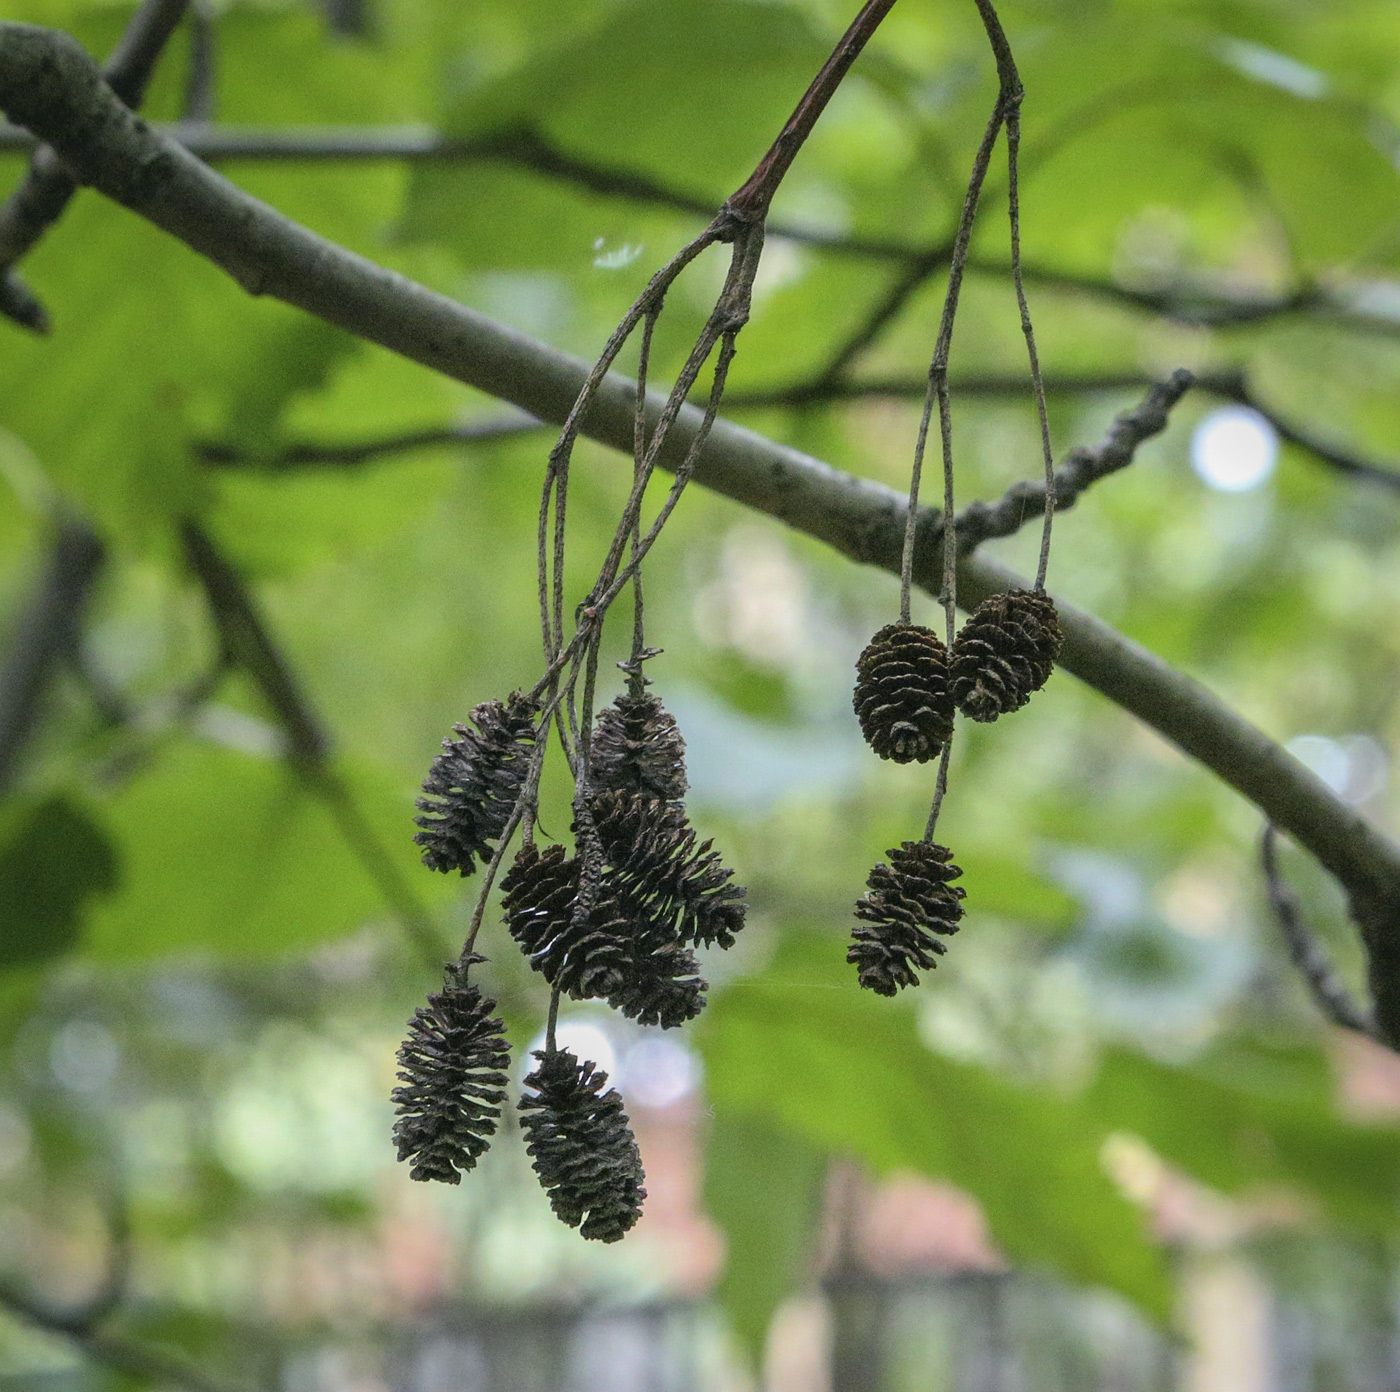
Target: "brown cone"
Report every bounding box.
[950,589,1062,723]
[849,840,965,996]
[853,623,954,764]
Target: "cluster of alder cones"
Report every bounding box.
[849,588,1062,995]
[391,676,745,1243]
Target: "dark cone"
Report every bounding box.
[519,1048,646,1242]
[501,840,706,1027]
[391,959,510,1183]
[590,689,688,803]
[950,590,1062,723]
[853,623,954,764]
[502,843,629,1003]
[414,692,538,876]
[591,789,746,951]
[849,841,965,996]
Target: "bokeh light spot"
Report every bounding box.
[1191,406,1278,492]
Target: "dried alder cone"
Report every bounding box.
[391,959,510,1183]
[950,589,1062,723]
[853,623,955,764]
[500,790,737,1029]
[591,789,746,951]
[414,692,538,875]
[518,1048,646,1243]
[590,687,688,803]
[850,841,965,996]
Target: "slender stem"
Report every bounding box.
[725,0,898,221]
[629,310,659,676]
[924,741,954,840]
[546,984,561,1053]
[898,101,1007,620]
[936,375,958,648]
[1005,107,1056,590]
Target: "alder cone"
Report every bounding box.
[849,840,965,996]
[414,692,537,876]
[591,789,746,951]
[950,590,1062,723]
[501,843,628,1002]
[500,838,707,1028]
[519,1048,646,1243]
[391,959,510,1183]
[853,623,954,764]
[590,689,688,803]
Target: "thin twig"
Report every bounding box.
[182,0,217,123]
[0,0,190,330]
[1003,106,1055,590]
[196,416,542,470]
[1261,825,1380,1040]
[899,43,1010,622]
[952,370,1196,555]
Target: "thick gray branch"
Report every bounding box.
[3,21,1400,1033]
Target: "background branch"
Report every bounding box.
[180,520,445,969]
[1261,825,1379,1040]
[0,0,189,331]
[195,414,542,470]
[4,117,1399,339]
[0,515,104,797]
[729,368,1400,494]
[0,1280,249,1392]
[4,22,1400,1037]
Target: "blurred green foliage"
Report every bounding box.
[4,0,1400,1380]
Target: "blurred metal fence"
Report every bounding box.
[366,1271,1174,1392]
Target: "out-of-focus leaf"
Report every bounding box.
[703,1109,828,1362]
[699,935,1172,1319]
[1087,1043,1400,1234]
[0,797,119,969]
[82,743,445,961]
[405,0,828,263]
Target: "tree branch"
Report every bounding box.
[0,515,104,797]
[3,21,1400,1037]
[953,369,1196,552]
[195,414,542,470]
[180,519,445,968]
[0,0,189,331]
[1260,825,1379,1040]
[0,1281,249,1392]
[728,368,1400,494]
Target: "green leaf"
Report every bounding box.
[699,936,1173,1319]
[82,742,445,961]
[703,1109,828,1362]
[405,0,828,264]
[1086,1043,1400,1235]
[0,796,119,969]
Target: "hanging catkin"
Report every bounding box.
[950,588,1062,721]
[391,959,510,1183]
[852,623,954,764]
[518,1048,646,1243]
[849,840,965,996]
[414,692,538,876]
